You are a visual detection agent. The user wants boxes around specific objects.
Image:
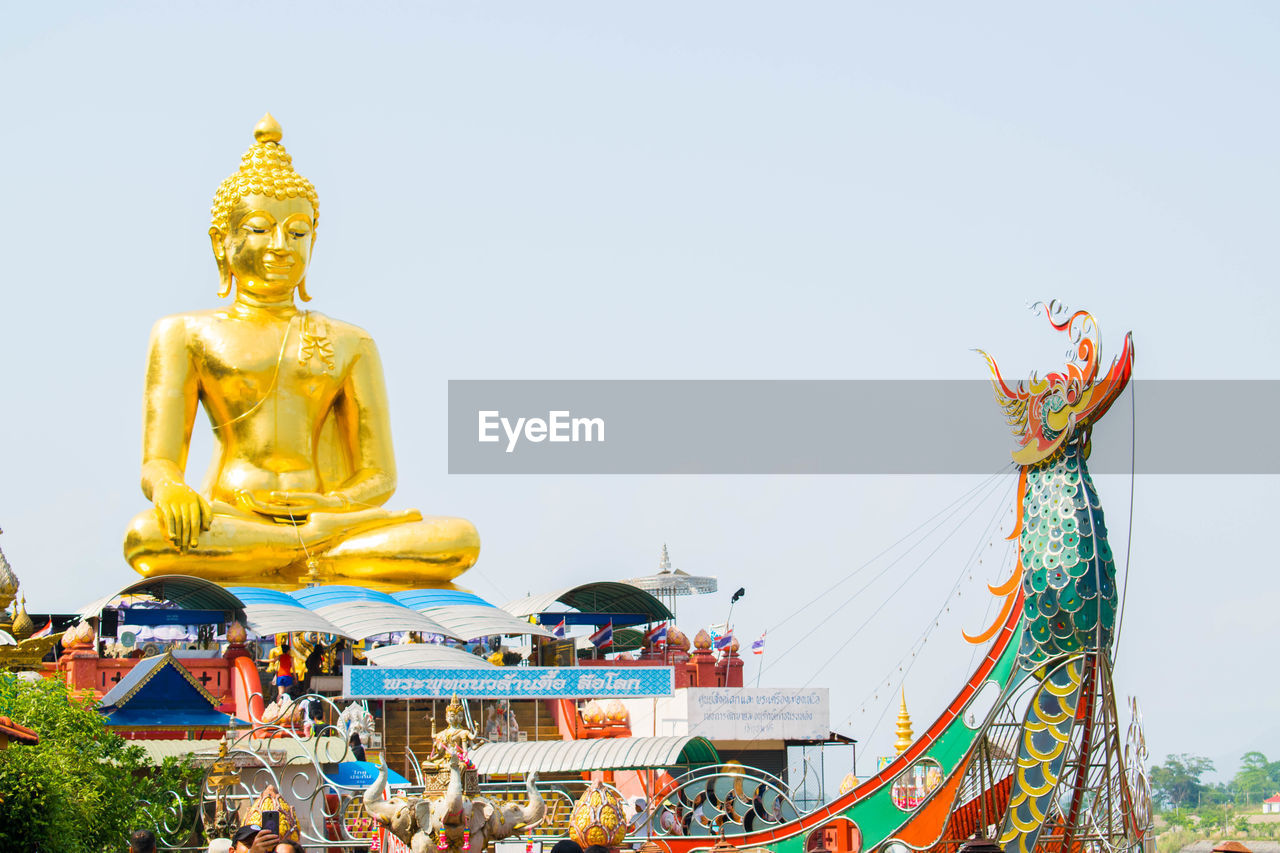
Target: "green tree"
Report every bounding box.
[1198,804,1226,833]
[0,672,201,853]
[1233,751,1280,806]
[1151,753,1215,812]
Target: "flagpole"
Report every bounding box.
[755,631,766,687]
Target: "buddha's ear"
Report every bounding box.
[209,226,232,298]
[295,230,317,302]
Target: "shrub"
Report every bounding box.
[0,673,201,853]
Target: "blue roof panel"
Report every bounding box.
[393,589,494,610]
[290,586,400,608]
[226,587,301,607]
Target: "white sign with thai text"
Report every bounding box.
[685,687,830,741]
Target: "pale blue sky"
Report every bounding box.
[2,3,1277,779]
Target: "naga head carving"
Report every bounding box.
[979,301,1134,466]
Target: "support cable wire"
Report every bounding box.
[763,466,1014,675]
[1111,384,1137,668]
[840,479,1017,736]
[764,466,1013,639]
[724,469,1016,756]
[855,478,1018,762]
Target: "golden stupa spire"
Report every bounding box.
[893,688,914,754]
[11,596,34,641]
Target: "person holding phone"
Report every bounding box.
[230,824,281,853]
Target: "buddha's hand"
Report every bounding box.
[237,489,352,517]
[152,480,213,551]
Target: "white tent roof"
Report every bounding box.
[362,643,498,669]
[470,736,719,775]
[423,605,553,640]
[314,602,463,641]
[241,604,348,639]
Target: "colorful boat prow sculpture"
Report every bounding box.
[648,303,1150,853]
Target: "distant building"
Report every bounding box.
[1263,793,1280,815]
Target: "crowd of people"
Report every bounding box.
[127,826,626,853]
[127,825,306,853]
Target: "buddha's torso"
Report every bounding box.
[178,307,363,502]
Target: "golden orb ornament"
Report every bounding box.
[582,700,606,726]
[693,629,713,651]
[226,620,247,644]
[569,780,628,848]
[69,620,96,648]
[604,699,629,724]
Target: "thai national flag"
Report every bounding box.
[552,619,567,639]
[751,632,766,655]
[713,630,734,651]
[589,621,613,648]
[645,622,668,645]
[30,619,53,640]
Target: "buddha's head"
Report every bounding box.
[210,114,319,302]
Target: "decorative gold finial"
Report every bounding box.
[894,688,914,754]
[254,112,283,144]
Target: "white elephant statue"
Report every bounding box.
[363,754,544,853]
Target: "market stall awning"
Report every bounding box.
[501,582,673,628]
[241,604,348,639]
[76,578,547,645]
[79,575,246,620]
[129,735,352,765]
[470,736,718,775]
[314,602,463,641]
[362,644,498,669]
[424,605,553,640]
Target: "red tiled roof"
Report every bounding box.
[1212,842,1252,853]
[1265,794,1280,804]
[0,716,39,745]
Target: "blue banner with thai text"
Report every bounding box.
[343,666,674,699]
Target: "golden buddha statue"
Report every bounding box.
[123,114,480,590]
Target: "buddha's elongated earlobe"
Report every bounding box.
[297,231,317,302]
[209,227,232,298]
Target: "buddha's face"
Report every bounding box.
[213,194,315,300]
